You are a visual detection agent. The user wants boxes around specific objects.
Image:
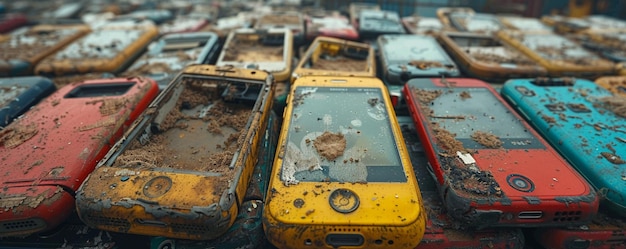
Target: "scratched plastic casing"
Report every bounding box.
[496,30,615,78]
[501,78,625,217]
[0,76,56,128]
[292,36,376,83]
[216,28,293,82]
[403,78,599,228]
[264,76,426,249]
[438,31,547,82]
[398,116,525,249]
[75,65,274,240]
[0,24,90,76]
[34,25,158,76]
[0,77,159,237]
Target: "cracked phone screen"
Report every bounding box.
[282,87,405,185]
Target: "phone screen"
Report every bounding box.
[383,36,448,63]
[282,86,406,184]
[424,87,544,149]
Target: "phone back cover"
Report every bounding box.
[0,76,56,128]
[404,78,598,228]
[501,78,626,216]
[0,77,158,237]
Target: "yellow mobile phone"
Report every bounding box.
[291,36,375,83]
[75,65,274,240]
[35,25,158,76]
[216,28,293,83]
[263,76,426,249]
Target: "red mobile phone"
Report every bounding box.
[403,78,598,228]
[0,77,158,237]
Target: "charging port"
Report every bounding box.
[518,211,543,219]
[326,234,364,247]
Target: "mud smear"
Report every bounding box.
[222,35,284,62]
[459,91,471,99]
[408,60,443,70]
[313,131,346,161]
[113,79,253,194]
[308,53,367,72]
[413,88,502,197]
[412,88,443,103]
[471,131,502,149]
[600,152,625,164]
[0,123,38,149]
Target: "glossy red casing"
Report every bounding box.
[0,77,158,237]
[402,78,598,228]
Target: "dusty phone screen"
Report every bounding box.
[282,87,406,184]
[425,87,544,149]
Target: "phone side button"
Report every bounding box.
[517,108,531,122]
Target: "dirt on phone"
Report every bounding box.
[222,35,284,62]
[411,86,502,197]
[112,78,254,193]
[313,131,346,161]
[308,54,367,72]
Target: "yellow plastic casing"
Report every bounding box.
[438,31,547,82]
[291,37,375,83]
[263,76,426,249]
[76,65,274,240]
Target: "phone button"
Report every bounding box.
[329,189,360,213]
